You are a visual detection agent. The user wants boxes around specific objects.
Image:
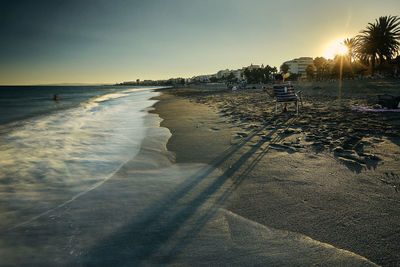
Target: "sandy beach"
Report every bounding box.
[153,80,400,266]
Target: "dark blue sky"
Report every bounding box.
[1,0,399,84]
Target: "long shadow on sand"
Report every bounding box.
[83,118,295,266]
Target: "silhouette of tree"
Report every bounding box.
[305,64,315,81]
[313,57,328,80]
[356,15,400,74]
[280,63,289,74]
[243,65,277,83]
[343,38,357,63]
[226,72,235,82]
[331,55,354,78]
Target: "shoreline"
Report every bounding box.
[152,82,400,266]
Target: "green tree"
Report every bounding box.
[243,65,278,83]
[280,63,289,74]
[263,65,276,81]
[243,69,253,83]
[313,57,328,80]
[305,64,315,81]
[356,15,400,74]
[227,72,235,82]
[209,76,218,83]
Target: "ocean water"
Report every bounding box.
[0,86,162,229]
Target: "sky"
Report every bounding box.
[0,0,399,85]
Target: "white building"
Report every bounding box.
[216,69,230,79]
[196,75,211,82]
[231,69,243,80]
[283,57,314,77]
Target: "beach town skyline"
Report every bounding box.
[1,0,400,85]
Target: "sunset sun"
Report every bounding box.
[324,39,348,59]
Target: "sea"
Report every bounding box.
[0,85,165,230]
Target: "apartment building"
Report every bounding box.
[283,57,314,77]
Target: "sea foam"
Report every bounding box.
[0,88,160,230]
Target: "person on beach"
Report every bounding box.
[264,74,280,97]
[264,74,295,111]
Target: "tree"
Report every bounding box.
[243,66,274,83]
[280,63,289,74]
[313,57,328,80]
[331,55,353,79]
[209,76,218,83]
[356,15,400,74]
[305,64,315,81]
[343,38,357,63]
[263,65,276,81]
[227,72,235,82]
[391,55,400,77]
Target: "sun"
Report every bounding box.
[324,39,348,59]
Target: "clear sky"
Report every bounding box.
[1,0,399,85]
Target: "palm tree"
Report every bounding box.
[356,15,400,74]
[343,38,357,63]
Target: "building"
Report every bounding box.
[195,75,211,82]
[245,64,261,70]
[216,69,230,79]
[231,69,243,80]
[283,57,314,77]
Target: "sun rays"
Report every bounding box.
[324,39,348,59]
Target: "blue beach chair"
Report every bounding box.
[273,85,302,115]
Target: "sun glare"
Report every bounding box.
[324,39,348,59]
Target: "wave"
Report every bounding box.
[0,88,160,230]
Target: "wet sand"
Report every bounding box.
[153,80,400,266]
